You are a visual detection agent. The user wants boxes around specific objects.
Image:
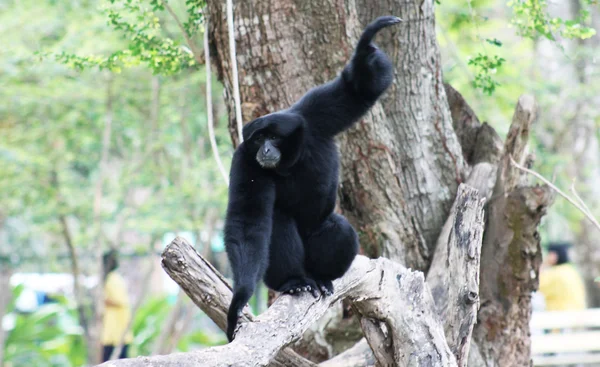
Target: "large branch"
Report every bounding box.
[427,183,485,366]
[96,237,463,367]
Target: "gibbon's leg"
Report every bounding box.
[264,209,319,297]
[304,213,359,295]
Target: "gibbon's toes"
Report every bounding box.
[279,278,321,296]
[316,280,334,296]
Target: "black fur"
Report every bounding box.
[224,16,400,342]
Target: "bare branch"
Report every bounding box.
[51,171,90,345]
[499,94,537,192]
[427,184,485,366]
[510,156,600,232]
[96,238,459,367]
[319,339,375,367]
[58,213,90,339]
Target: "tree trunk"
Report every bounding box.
[206,0,553,365]
[207,0,465,270]
[470,96,555,366]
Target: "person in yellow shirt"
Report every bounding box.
[101,250,133,362]
[539,242,586,311]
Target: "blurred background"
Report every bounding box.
[0,0,599,366]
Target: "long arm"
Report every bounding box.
[224,145,276,341]
[291,16,401,137]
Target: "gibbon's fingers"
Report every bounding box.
[357,16,403,51]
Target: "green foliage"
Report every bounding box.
[467,53,506,95]
[181,0,207,36]
[177,330,226,352]
[508,0,596,41]
[4,287,86,367]
[130,296,173,356]
[0,0,230,269]
[485,37,503,46]
[37,0,207,75]
[438,0,597,95]
[128,296,226,356]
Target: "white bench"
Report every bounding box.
[531,308,600,366]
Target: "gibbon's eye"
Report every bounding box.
[253,134,266,144]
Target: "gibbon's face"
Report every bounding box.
[253,132,282,169]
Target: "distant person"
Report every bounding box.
[539,242,586,311]
[101,250,133,362]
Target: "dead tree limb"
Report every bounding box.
[427,184,485,366]
[319,339,375,367]
[96,238,469,367]
[471,95,555,366]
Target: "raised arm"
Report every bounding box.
[224,144,276,341]
[290,16,401,137]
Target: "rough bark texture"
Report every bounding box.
[427,184,485,367]
[207,0,465,270]
[444,84,503,166]
[97,236,496,367]
[470,96,556,366]
[319,339,375,367]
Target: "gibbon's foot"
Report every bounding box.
[278,278,320,298]
[315,280,334,296]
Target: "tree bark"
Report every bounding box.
[470,96,555,366]
[207,0,465,270]
[427,184,486,367]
